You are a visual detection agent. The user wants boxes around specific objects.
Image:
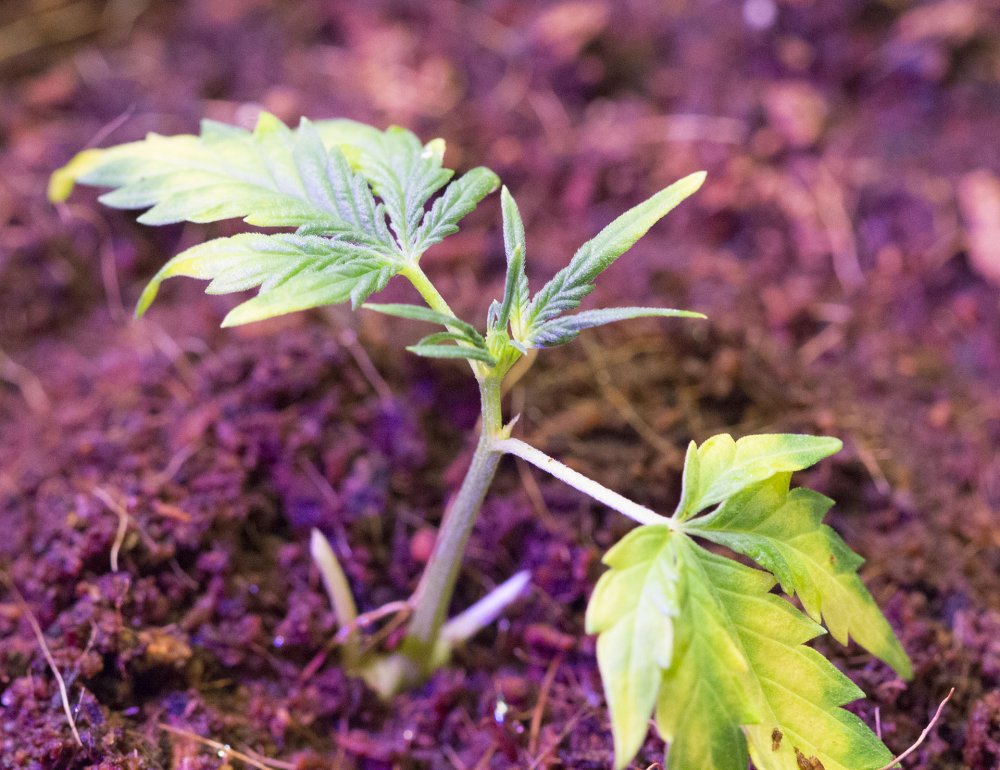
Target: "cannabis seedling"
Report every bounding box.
[52,114,911,769]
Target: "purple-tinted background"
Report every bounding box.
[1,2,999,768]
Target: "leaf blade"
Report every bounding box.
[136,233,396,325]
[675,433,843,520]
[524,171,705,343]
[527,306,706,347]
[362,302,484,344]
[656,539,893,770]
[406,343,496,366]
[585,526,680,768]
[54,114,405,260]
[688,474,912,678]
[495,186,530,335]
[413,166,500,254]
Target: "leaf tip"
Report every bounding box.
[48,148,105,203]
[134,279,161,319]
[220,304,253,328]
[690,169,708,187]
[819,435,844,457]
[47,167,76,204]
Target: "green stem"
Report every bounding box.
[494,438,674,528]
[401,375,504,668]
[400,262,487,379]
[400,262,456,317]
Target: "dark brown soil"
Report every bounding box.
[1,1,999,768]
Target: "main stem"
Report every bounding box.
[400,374,504,668]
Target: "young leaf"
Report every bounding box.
[136,233,397,326]
[675,433,843,521]
[687,474,912,678]
[584,526,680,767]
[523,171,705,345]
[406,343,496,366]
[526,306,706,348]
[658,539,894,770]
[495,186,529,335]
[362,302,485,345]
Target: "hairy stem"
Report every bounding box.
[399,262,456,318]
[494,438,673,528]
[400,375,505,668]
[400,262,488,379]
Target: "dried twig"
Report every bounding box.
[579,335,676,456]
[334,600,411,645]
[526,705,590,770]
[875,688,955,770]
[158,723,294,770]
[0,347,49,413]
[528,653,563,755]
[4,576,83,747]
[337,325,393,402]
[91,487,130,573]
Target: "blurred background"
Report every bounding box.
[1,1,999,768]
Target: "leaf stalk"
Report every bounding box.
[494,438,674,528]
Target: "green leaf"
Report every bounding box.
[414,331,477,347]
[524,171,705,344]
[412,166,500,254]
[54,114,500,328]
[314,121,453,253]
[585,526,680,768]
[48,148,106,203]
[527,306,706,348]
[688,474,912,678]
[675,433,843,521]
[56,114,394,247]
[406,343,496,366]
[495,186,529,336]
[657,539,893,770]
[137,233,396,326]
[362,302,484,344]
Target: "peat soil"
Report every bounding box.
[1,1,1000,768]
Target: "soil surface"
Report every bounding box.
[2,1,999,768]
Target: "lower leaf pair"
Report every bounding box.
[587,435,911,770]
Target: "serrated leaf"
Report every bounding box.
[657,539,893,770]
[362,302,485,345]
[315,121,453,253]
[495,186,529,336]
[56,114,395,249]
[412,166,500,254]
[527,306,706,348]
[55,115,501,329]
[136,233,396,326]
[406,343,496,366]
[524,171,705,344]
[585,526,680,767]
[653,537,758,770]
[675,433,843,521]
[48,148,106,203]
[688,474,912,678]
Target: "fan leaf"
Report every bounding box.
[656,539,894,770]
[136,233,396,326]
[585,526,680,768]
[675,433,843,521]
[688,474,912,678]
